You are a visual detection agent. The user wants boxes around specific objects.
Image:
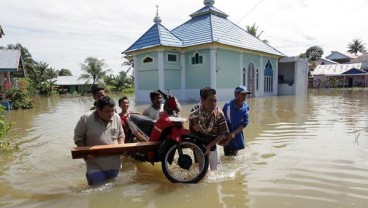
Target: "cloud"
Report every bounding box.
[1,0,368,75]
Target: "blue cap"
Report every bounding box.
[234,86,251,94]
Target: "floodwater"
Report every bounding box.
[1,89,368,208]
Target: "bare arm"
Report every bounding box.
[73,115,87,147]
[118,136,125,144]
[224,124,246,144]
[205,134,226,155]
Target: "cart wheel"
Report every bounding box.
[161,140,209,183]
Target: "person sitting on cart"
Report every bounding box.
[142,90,164,120]
[148,91,189,161]
[189,87,229,170]
[118,96,139,143]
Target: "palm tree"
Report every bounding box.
[27,61,48,89]
[246,23,269,44]
[79,57,111,85]
[347,38,367,55]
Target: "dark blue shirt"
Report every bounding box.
[222,99,250,150]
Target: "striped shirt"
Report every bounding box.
[189,105,229,141]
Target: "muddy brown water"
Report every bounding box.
[1,89,368,208]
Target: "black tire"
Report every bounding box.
[161,140,209,183]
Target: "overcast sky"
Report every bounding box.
[1,0,367,75]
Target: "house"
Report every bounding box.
[310,63,368,88]
[314,58,338,66]
[325,51,357,64]
[0,49,25,92]
[53,75,98,94]
[350,54,368,71]
[123,0,308,102]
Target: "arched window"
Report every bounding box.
[143,56,153,63]
[264,60,273,93]
[191,52,203,65]
[247,62,256,95]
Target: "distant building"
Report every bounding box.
[53,75,98,94]
[0,49,25,91]
[123,0,308,102]
[311,63,368,88]
[314,58,338,66]
[325,51,357,64]
[350,54,368,71]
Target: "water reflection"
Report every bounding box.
[1,89,368,208]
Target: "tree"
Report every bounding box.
[58,68,73,76]
[298,53,306,59]
[79,57,111,85]
[305,46,324,61]
[246,23,269,44]
[27,61,49,91]
[347,38,367,55]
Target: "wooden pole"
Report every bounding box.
[71,141,160,159]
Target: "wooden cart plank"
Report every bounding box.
[71,141,160,159]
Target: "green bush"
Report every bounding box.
[0,106,17,152]
[5,78,33,109]
[5,88,33,109]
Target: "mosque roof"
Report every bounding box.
[124,2,284,57]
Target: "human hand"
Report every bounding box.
[205,146,211,155]
[84,154,94,162]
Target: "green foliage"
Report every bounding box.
[80,57,111,85]
[0,106,10,138]
[305,46,324,61]
[0,106,17,152]
[104,69,134,92]
[246,23,269,44]
[298,53,306,59]
[5,78,33,109]
[326,78,343,88]
[58,68,73,76]
[347,38,367,55]
[122,88,134,94]
[26,61,58,95]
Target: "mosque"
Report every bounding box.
[123,0,308,102]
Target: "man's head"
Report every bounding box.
[234,85,251,102]
[118,96,129,112]
[92,86,105,101]
[150,91,162,109]
[200,87,217,112]
[96,96,115,122]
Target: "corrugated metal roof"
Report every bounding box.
[350,54,368,63]
[0,49,21,72]
[190,5,228,18]
[53,76,95,85]
[311,63,362,76]
[124,5,284,57]
[325,51,357,60]
[124,24,182,53]
[172,12,284,56]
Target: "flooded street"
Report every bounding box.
[1,89,368,208]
